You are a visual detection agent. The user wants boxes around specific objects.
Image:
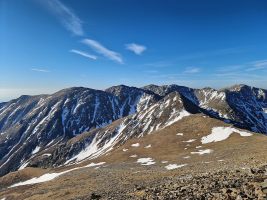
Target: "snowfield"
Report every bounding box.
[201,127,252,144]
[10,162,105,188]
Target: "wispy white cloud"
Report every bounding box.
[70,49,97,60]
[215,59,267,74]
[125,43,147,55]
[82,39,123,64]
[143,61,172,68]
[176,47,248,61]
[40,0,83,36]
[217,65,244,73]
[144,70,158,74]
[31,68,50,73]
[245,60,267,71]
[184,67,201,74]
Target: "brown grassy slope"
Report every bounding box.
[1,114,267,200]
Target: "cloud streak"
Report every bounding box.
[176,47,248,61]
[40,0,83,36]
[184,67,201,74]
[70,49,97,60]
[82,39,123,64]
[125,43,146,55]
[31,68,50,73]
[245,60,267,71]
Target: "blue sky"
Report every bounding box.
[1,0,267,101]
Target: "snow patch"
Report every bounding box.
[183,156,191,159]
[191,149,213,155]
[131,143,140,147]
[176,133,183,136]
[123,148,128,152]
[165,110,191,127]
[137,157,155,165]
[32,146,41,154]
[18,161,29,170]
[10,162,105,188]
[183,139,196,143]
[165,164,187,170]
[42,153,52,157]
[201,127,252,144]
[130,154,137,158]
[144,144,151,148]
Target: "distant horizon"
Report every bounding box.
[1,82,266,103]
[1,0,267,102]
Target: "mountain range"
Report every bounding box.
[0,84,267,199]
[0,84,266,176]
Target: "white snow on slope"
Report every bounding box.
[165,110,190,127]
[10,162,105,188]
[201,127,252,144]
[165,164,187,170]
[91,96,100,123]
[191,149,213,155]
[263,108,267,119]
[144,144,151,148]
[183,156,191,159]
[65,121,128,164]
[183,139,196,143]
[176,133,183,136]
[32,146,40,154]
[18,161,29,170]
[131,143,140,147]
[137,157,155,165]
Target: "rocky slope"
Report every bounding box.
[144,84,267,133]
[26,91,198,168]
[0,86,157,176]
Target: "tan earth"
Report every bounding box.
[1,114,267,200]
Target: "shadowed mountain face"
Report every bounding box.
[0,86,158,175]
[0,84,266,176]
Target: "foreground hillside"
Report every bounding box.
[1,115,267,199]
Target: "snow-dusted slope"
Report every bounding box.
[105,85,160,116]
[143,84,267,133]
[29,92,198,167]
[223,85,267,133]
[0,87,157,176]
